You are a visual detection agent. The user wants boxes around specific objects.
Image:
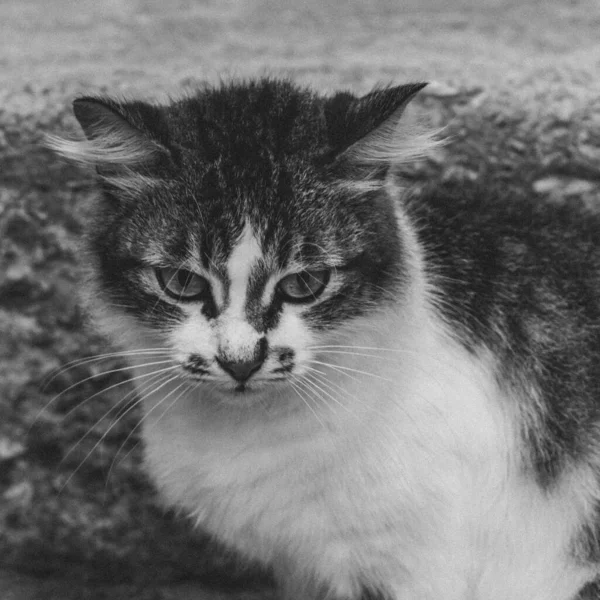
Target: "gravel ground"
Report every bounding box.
[1,1,600,598]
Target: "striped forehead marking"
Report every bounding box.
[225,224,263,318]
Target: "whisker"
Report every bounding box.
[304,365,425,442]
[59,372,181,494]
[306,357,464,447]
[310,349,399,363]
[294,375,338,418]
[306,362,360,386]
[289,378,326,429]
[308,348,450,386]
[58,366,180,467]
[122,379,190,459]
[305,366,408,422]
[307,345,480,390]
[35,358,176,425]
[105,379,191,491]
[300,372,354,419]
[56,372,165,492]
[42,348,172,390]
[307,360,394,384]
[303,365,353,393]
[52,371,168,473]
[302,370,361,412]
[59,363,178,422]
[309,345,414,353]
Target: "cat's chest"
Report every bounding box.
[141,395,360,560]
[142,389,368,517]
[137,342,509,567]
[141,396,465,590]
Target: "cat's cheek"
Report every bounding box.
[268,307,315,373]
[168,312,217,365]
[83,285,166,351]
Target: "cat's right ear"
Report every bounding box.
[46,97,171,174]
[323,83,439,171]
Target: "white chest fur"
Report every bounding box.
[136,309,595,600]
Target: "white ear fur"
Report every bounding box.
[45,130,164,199]
[45,98,169,197]
[101,171,163,199]
[335,109,444,196]
[344,107,444,167]
[44,124,164,168]
[46,97,168,166]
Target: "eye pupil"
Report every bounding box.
[178,270,191,287]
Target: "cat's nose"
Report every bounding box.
[217,338,267,382]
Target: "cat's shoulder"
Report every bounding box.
[408,180,600,251]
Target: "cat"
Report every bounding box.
[47,77,600,600]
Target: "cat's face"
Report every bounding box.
[130,216,368,394]
[91,150,402,396]
[49,79,435,398]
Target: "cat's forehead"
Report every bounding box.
[218,224,263,315]
[158,176,350,270]
[127,166,363,274]
[189,213,344,273]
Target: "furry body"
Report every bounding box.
[49,79,600,599]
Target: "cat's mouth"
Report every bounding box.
[226,376,284,393]
[177,358,296,399]
[213,376,292,399]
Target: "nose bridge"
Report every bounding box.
[217,314,260,360]
[218,223,266,371]
[216,314,268,383]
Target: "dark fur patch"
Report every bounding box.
[358,585,392,600]
[577,579,600,599]
[407,181,600,489]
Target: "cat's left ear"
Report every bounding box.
[46,96,171,175]
[324,83,438,167]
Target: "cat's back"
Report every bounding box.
[410,181,600,334]
[411,181,600,287]
[409,181,600,484]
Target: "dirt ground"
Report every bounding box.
[1,1,600,599]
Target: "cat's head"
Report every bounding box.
[48,79,436,397]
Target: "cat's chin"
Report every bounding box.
[196,377,293,407]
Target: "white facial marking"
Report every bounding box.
[226,224,262,319]
[261,275,279,308]
[171,315,215,364]
[269,308,315,370]
[218,224,263,361]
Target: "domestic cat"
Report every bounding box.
[48,78,600,600]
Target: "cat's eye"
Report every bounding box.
[156,267,209,301]
[278,270,330,303]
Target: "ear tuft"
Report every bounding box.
[45,97,169,169]
[325,83,442,169]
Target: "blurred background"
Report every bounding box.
[1,1,599,599]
